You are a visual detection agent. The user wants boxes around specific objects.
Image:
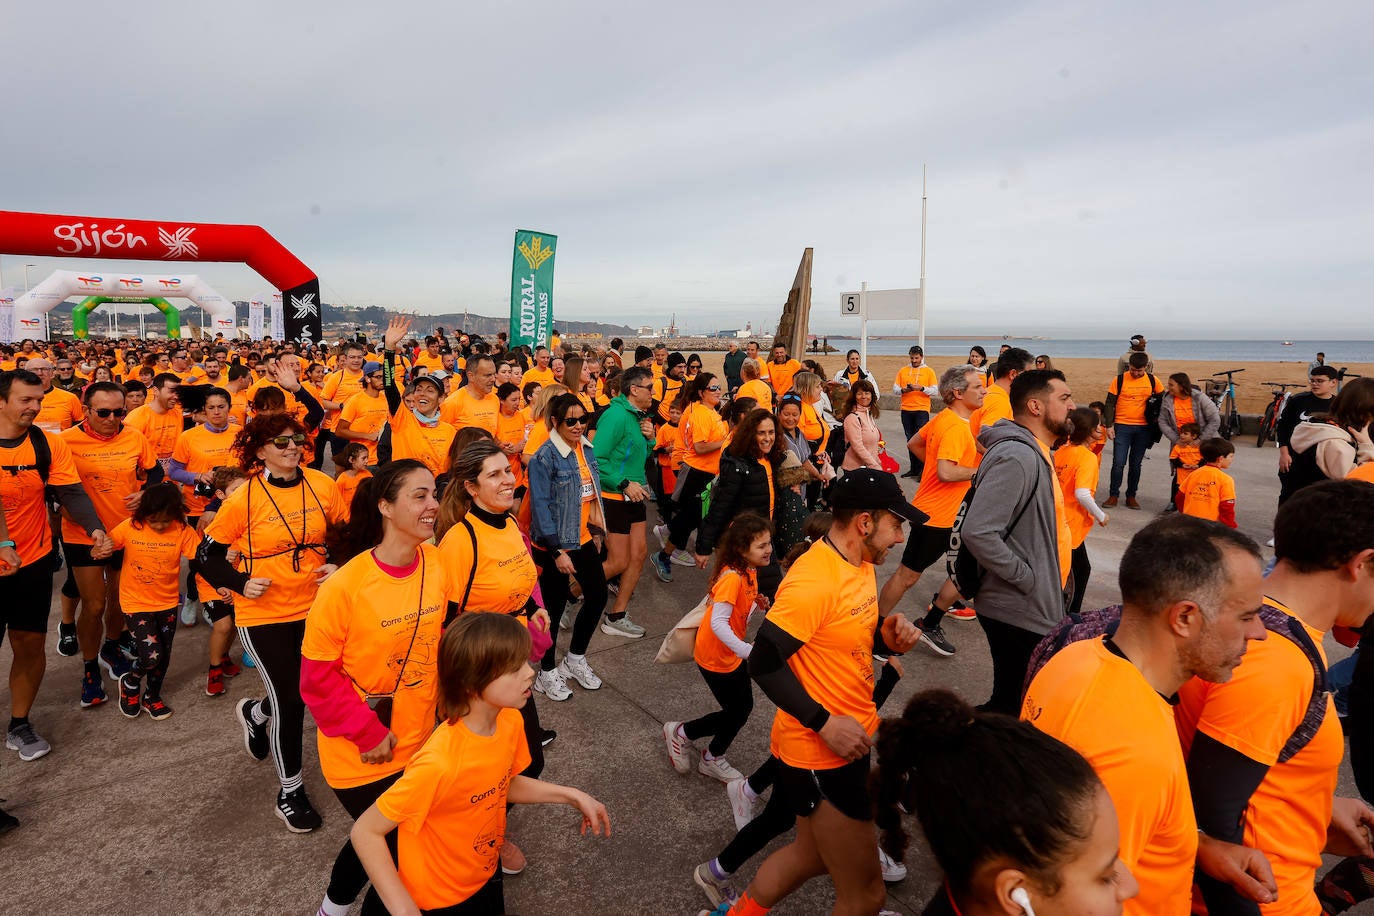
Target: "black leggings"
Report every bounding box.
[718,756,792,874]
[326,770,404,907]
[976,614,1046,715]
[238,619,308,792]
[361,870,503,915]
[125,608,178,699]
[534,541,607,669]
[666,467,715,550]
[682,664,754,758]
[1067,542,1091,615]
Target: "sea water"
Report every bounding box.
[821,338,1374,364]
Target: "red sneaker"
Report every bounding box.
[205,666,226,697]
[220,658,242,678]
[946,605,977,622]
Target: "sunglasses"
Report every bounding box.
[92,407,127,419]
[561,416,587,427]
[269,433,308,448]
[707,385,722,392]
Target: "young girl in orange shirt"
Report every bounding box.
[351,613,610,916]
[333,442,372,521]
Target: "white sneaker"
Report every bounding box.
[879,848,908,882]
[559,611,572,631]
[698,753,744,783]
[533,668,572,702]
[670,549,696,567]
[654,523,670,550]
[558,655,602,690]
[600,616,646,639]
[664,721,693,774]
[179,597,200,627]
[693,861,737,908]
[726,777,759,830]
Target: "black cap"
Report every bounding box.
[634,345,653,363]
[667,352,686,369]
[828,469,928,526]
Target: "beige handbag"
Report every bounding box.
[655,594,710,664]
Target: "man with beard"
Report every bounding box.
[722,469,923,916]
[961,368,1076,714]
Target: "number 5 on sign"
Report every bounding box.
[841,293,861,316]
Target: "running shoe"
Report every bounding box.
[499,840,526,876]
[558,655,602,690]
[236,699,270,761]
[99,640,133,680]
[694,862,738,908]
[206,666,226,698]
[200,603,213,626]
[670,549,697,567]
[654,523,670,550]
[0,806,17,837]
[879,848,908,882]
[698,754,744,783]
[56,622,79,658]
[698,903,732,916]
[5,723,51,761]
[945,604,976,622]
[533,669,572,702]
[220,658,242,678]
[539,728,558,747]
[917,623,956,657]
[651,552,674,583]
[80,668,108,708]
[663,721,693,774]
[600,616,646,639]
[179,597,200,627]
[275,788,322,833]
[726,778,758,831]
[141,696,173,720]
[118,676,141,719]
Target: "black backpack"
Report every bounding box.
[1024,603,1329,763]
[945,437,1041,601]
[1114,372,1165,446]
[1,425,53,482]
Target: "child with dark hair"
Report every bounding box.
[94,481,200,719]
[1179,438,1237,526]
[1169,422,1203,508]
[333,441,372,522]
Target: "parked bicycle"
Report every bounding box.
[1256,381,1305,447]
[1209,369,1245,439]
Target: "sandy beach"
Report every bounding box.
[692,352,1372,417]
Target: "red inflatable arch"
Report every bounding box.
[0,210,322,343]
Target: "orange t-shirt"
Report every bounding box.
[436,513,538,617]
[321,368,366,431]
[171,424,237,516]
[1172,395,1195,429]
[108,519,201,614]
[1176,602,1343,916]
[494,409,528,486]
[799,402,830,455]
[0,428,82,567]
[389,407,457,477]
[335,469,372,521]
[574,445,596,542]
[35,386,84,433]
[60,425,159,546]
[969,384,1011,441]
[376,710,531,911]
[694,567,759,674]
[682,402,728,475]
[1032,439,1074,585]
[229,389,250,428]
[522,417,552,458]
[203,468,343,626]
[1348,463,1374,484]
[339,390,390,463]
[654,422,681,468]
[1109,373,1164,426]
[1054,443,1101,548]
[1170,442,1203,491]
[655,376,686,422]
[1023,638,1198,916]
[1181,465,1235,522]
[176,365,209,386]
[767,359,801,397]
[521,366,556,389]
[124,404,185,462]
[413,352,445,374]
[912,409,977,528]
[735,378,773,412]
[895,364,937,412]
[767,540,879,770]
[301,544,450,789]
[440,388,500,434]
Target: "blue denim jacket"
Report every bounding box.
[528,432,604,551]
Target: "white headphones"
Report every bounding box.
[1010,887,1036,916]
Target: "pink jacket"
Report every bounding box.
[842,409,883,471]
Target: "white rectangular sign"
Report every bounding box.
[248,302,265,339]
[839,288,921,321]
[0,288,14,344]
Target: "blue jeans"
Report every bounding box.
[1109,424,1152,498]
[900,410,930,475]
[1333,648,1359,717]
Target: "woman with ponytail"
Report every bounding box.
[870,689,1137,916]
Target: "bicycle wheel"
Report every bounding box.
[1257,402,1277,447]
[1219,404,1233,439]
[1228,410,1242,440]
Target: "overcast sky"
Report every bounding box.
[4,0,1371,338]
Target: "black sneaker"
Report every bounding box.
[141,696,173,720]
[0,805,18,836]
[539,728,558,747]
[235,699,270,761]
[56,623,79,658]
[118,676,141,719]
[917,623,956,657]
[275,788,322,833]
[99,640,133,680]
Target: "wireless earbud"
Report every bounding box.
[1010,887,1036,916]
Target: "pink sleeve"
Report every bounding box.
[300,656,391,752]
[845,414,881,469]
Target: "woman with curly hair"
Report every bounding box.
[197,410,345,833]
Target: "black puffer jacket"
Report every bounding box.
[696,452,775,555]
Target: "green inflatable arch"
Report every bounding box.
[73,296,180,340]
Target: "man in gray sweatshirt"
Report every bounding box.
[964,368,1075,714]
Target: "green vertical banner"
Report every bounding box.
[510,229,557,348]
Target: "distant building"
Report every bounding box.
[636,326,655,338]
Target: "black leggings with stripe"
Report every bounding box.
[237,619,308,793]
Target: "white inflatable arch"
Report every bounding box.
[11,270,236,338]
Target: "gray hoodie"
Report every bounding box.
[965,419,1068,635]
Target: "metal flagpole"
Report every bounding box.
[918,164,928,354]
[859,281,868,369]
